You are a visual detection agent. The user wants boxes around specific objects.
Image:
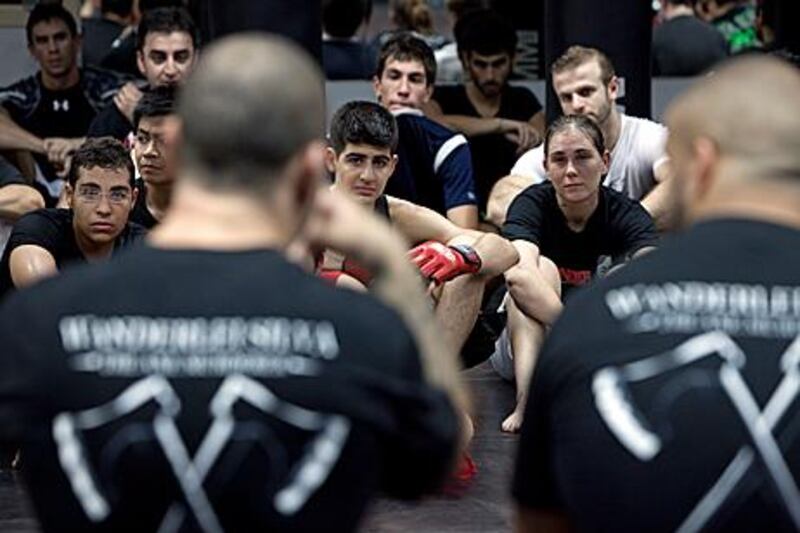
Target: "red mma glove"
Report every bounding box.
[407,241,482,284]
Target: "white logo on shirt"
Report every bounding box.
[53,99,70,112]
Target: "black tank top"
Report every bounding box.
[374,195,391,222]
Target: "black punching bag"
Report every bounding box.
[544,0,652,122]
[190,0,322,65]
[492,0,545,79]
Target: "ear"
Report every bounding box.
[129,187,139,213]
[324,146,338,175]
[64,183,75,209]
[692,137,719,198]
[372,75,382,101]
[388,154,399,175]
[295,141,326,209]
[422,84,433,104]
[607,76,619,102]
[601,149,611,174]
[136,50,146,77]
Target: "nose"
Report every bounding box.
[46,38,59,53]
[95,194,112,215]
[572,95,587,114]
[143,139,159,157]
[163,58,178,78]
[397,77,410,96]
[565,159,579,177]
[360,163,376,182]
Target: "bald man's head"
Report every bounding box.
[178,33,325,189]
[666,56,800,182]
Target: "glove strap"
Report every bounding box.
[449,244,482,273]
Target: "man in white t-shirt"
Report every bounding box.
[486,46,673,230]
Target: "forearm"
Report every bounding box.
[437,114,508,138]
[465,233,519,278]
[0,185,44,220]
[0,113,45,153]
[640,180,675,232]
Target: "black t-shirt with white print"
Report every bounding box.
[503,182,658,295]
[513,219,800,532]
[0,245,458,532]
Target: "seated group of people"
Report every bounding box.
[4,3,798,533]
[0,4,672,436]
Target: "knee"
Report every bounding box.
[538,256,561,297]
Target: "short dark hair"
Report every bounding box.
[329,101,398,154]
[134,86,177,129]
[26,3,77,46]
[376,33,436,85]
[101,0,135,18]
[552,45,616,85]
[136,7,198,51]
[322,0,370,39]
[456,9,517,57]
[543,115,605,159]
[68,138,135,188]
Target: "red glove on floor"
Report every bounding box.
[407,241,481,284]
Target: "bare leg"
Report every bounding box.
[501,297,546,433]
[501,256,561,433]
[436,274,485,355]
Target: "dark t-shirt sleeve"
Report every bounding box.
[0,156,25,186]
[611,197,659,257]
[7,209,68,256]
[502,185,546,246]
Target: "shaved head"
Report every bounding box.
[178,33,325,189]
[666,56,800,181]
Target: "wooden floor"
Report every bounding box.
[0,362,518,533]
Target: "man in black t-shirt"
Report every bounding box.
[428,9,544,214]
[129,86,177,228]
[0,35,463,532]
[0,137,143,300]
[87,7,198,142]
[514,57,800,532]
[0,4,128,205]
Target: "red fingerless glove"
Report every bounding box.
[407,241,481,284]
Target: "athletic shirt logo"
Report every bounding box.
[52,99,70,112]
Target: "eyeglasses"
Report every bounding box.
[76,186,131,205]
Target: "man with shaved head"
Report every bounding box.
[0,34,464,531]
[513,56,800,532]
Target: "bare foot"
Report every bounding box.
[501,408,525,433]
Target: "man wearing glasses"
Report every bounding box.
[0,137,145,299]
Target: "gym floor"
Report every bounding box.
[0,362,518,533]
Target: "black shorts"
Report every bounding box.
[459,281,507,369]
